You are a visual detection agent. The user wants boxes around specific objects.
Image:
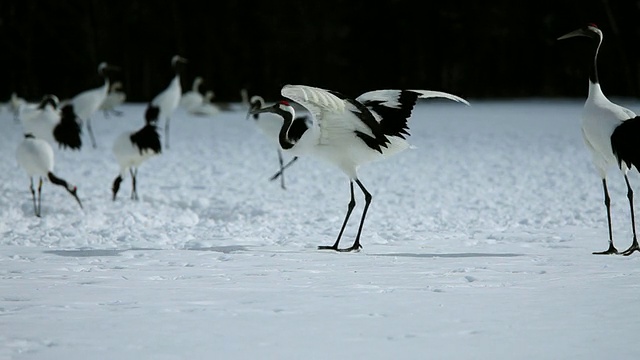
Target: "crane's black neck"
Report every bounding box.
[278,116,295,150]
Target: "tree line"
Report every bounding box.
[1,0,639,103]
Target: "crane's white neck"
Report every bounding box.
[587,80,607,102]
[102,78,110,91]
[192,78,202,92]
[589,36,602,84]
[170,75,181,91]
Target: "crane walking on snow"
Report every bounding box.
[145,55,187,150]
[112,105,162,201]
[250,84,469,252]
[558,23,640,256]
[16,133,83,217]
[68,62,119,148]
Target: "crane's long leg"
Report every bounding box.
[86,117,97,149]
[341,179,371,252]
[621,175,639,256]
[594,179,618,255]
[29,177,38,217]
[269,156,299,184]
[319,181,356,251]
[130,168,138,201]
[277,149,286,189]
[164,117,171,149]
[37,177,43,217]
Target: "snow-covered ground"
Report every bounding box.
[1,98,639,360]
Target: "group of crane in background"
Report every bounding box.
[6,54,237,218]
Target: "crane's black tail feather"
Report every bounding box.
[612,116,640,172]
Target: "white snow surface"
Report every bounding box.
[1,99,640,360]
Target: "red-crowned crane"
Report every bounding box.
[16,133,83,217]
[145,55,187,149]
[558,24,640,256]
[250,84,469,252]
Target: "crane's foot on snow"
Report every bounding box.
[621,239,640,256]
[592,243,618,255]
[318,243,362,253]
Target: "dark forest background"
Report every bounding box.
[1,0,640,103]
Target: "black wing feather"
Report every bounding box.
[611,116,640,171]
[130,124,162,155]
[145,105,160,123]
[54,104,83,150]
[360,90,420,140]
[328,90,390,154]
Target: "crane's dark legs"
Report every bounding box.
[270,152,299,189]
[318,179,370,252]
[29,177,39,217]
[164,117,170,149]
[86,118,97,148]
[621,175,639,256]
[594,179,618,255]
[277,149,286,189]
[343,179,371,252]
[130,168,139,201]
[319,181,356,251]
[36,178,43,217]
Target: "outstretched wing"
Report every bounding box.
[357,89,469,139]
[281,84,345,120]
[281,84,389,152]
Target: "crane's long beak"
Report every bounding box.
[557,28,588,40]
[107,64,121,71]
[246,103,263,119]
[248,104,277,117]
[68,186,83,209]
[74,194,84,209]
[245,103,260,120]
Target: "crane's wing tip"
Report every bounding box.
[411,90,470,106]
